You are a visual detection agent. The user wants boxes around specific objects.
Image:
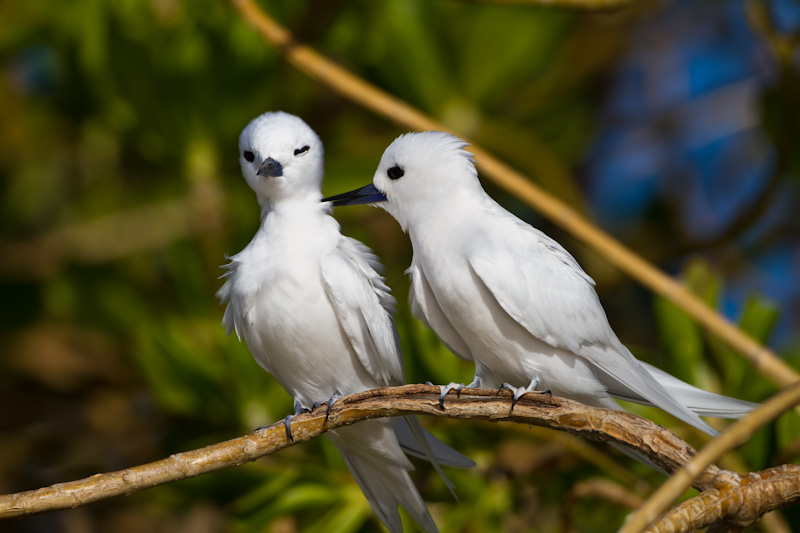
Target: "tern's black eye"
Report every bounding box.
[294,145,310,156]
[387,165,405,180]
[243,150,255,162]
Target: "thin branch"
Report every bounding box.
[3,385,798,527]
[621,381,800,533]
[646,465,800,532]
[230,0,799,390]
[746,0,800,66]
[0,183,224,280]
[435,0,636,9]
[0,385,708,519]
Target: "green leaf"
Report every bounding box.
[653,296,704,385]
[776,410,800,460]
[739,294,779,344]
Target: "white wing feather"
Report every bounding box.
[408,262,475,361]
[467,213,717,434]
[320,238,404,386]
[217,257,247,340]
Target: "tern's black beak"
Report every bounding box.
[322,184,387,206]
[257,157,283,177]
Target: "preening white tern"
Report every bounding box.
[324,131,757,453]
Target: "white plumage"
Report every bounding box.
[325,131,757,445]
[218,114,471,533]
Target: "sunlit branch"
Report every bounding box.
[0,184,223,280]
[621,381,800,533]
[0,385,707,519]
[646,464,800,532]
[2,384,797,529]
[443,0,635,8]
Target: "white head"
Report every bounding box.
[238,111,324,206]
[323,131,481,231]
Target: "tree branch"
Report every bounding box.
[621,381,800,533]
[647,465,800,532]
[445,0,636,8]
[0,385,706,519]
[229,0,799,391]
[2,385,797,528]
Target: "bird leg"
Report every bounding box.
[324,390,342,426]
[283,399,310,443]
[498,378,550,411]
[464,376,483,390]
[438,382,464,410]
[432,375,483,409]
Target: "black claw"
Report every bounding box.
[254,425,269,432]
[456,385,463,399]
[424,381,434,386]
[312,401,322,410]
[439,395,446,411]
[542,389,552,397]
[324,393,341,426]
[285,418,294,443]
[510,398,518,411]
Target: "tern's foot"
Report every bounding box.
[283,401,311,442]
[324,391,342,425]
[438,382,466,410]
[465,376,483,390]
[498,378,548,410]
[284,413,295,442]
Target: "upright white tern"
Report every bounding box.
[324,131,757,446]
[217,114,473,533]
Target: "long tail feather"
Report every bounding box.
[326,420,438,533]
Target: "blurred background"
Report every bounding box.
[1,0,799,531]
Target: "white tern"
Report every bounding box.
[217,114,473,533]
[323,131,757,447]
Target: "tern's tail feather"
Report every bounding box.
[393,417,476,469]
[603,359,757,437]
[327,420,437,533]
[392,416,475,501]
[640,362,757,418]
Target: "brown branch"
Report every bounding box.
[0,183,224,280]
[621,381,800,533]
[230,0,799,391]
[646,464,800,532]
[0,385,708,520]
[433,0,636,9]
[3,385,796,528]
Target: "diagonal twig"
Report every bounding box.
[621,381,800,533]
[645,464,800,532]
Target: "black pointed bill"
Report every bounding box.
[257,157,283,177]
[322,184,387,206]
